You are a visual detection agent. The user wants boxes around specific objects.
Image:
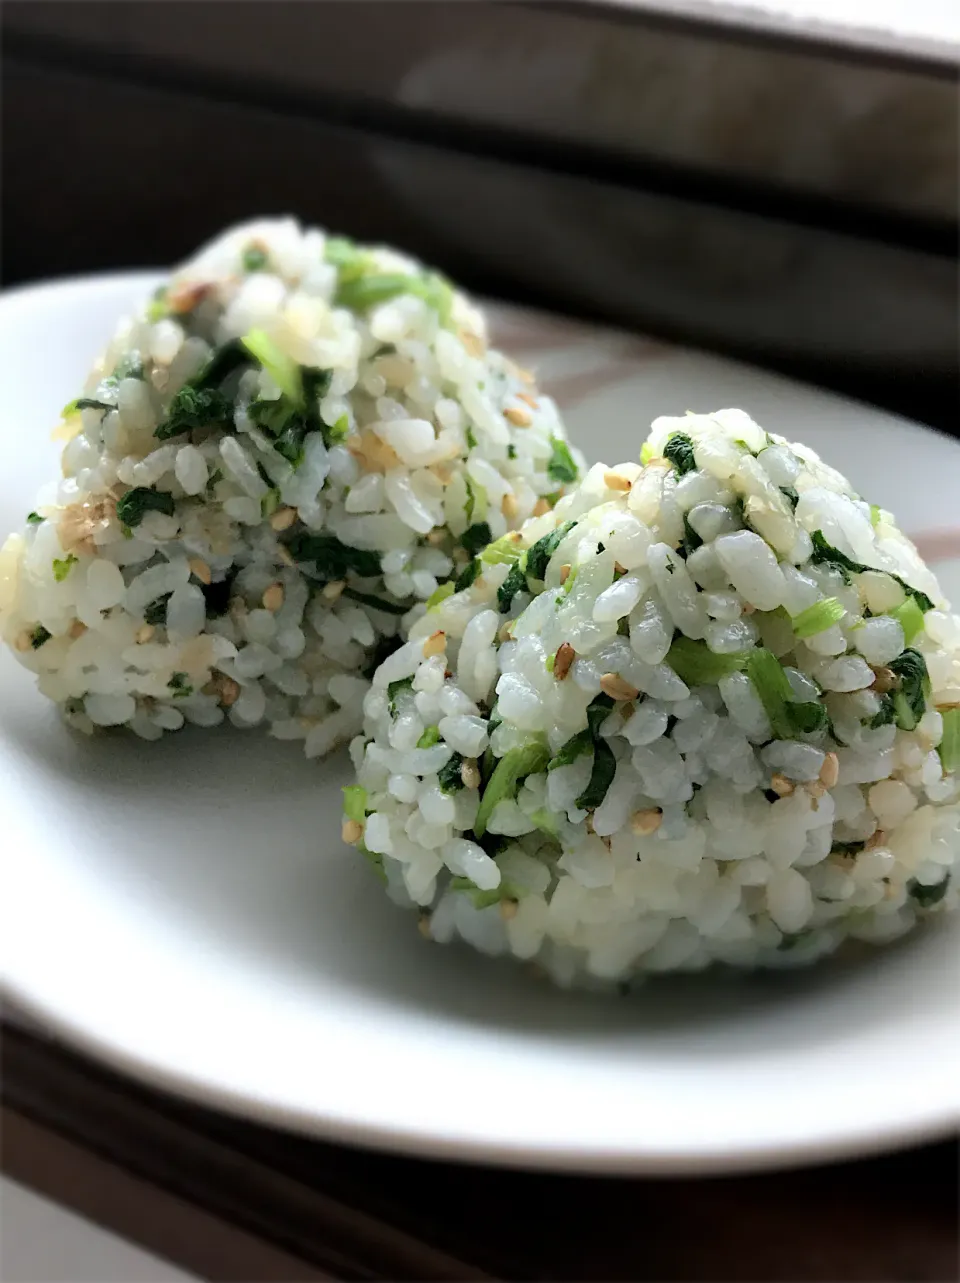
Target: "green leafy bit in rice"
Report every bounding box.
[449,876,523,910]
[677,513,703,559]
[810,531,934,612]
[426,583,455,610]
[547,437,578,485]
[146,286,170,323]
[525,520,576,583]
[461,521,492,557]
[341,784,368,824]
[790,597,846,639]
[67,398,115,416]
[463,476,487,526]
[465,425,478,450]
[285,532,380,581]
[892,597,925,644]
[113,352,144,381]
[474,740,550,837]
[242,244,269,272]
[417,725,441,749]
[938,708,960,776]
[241,329,302,404]
[777,929,813,951]
[52,554,78,582]
[115,486,176,529]
[143,594,172,626]
[193,338,251,392]
[387,676,414,716]
[480,533,523,566]
[155,385,233,440]
[548,729,593,771]
[779,486,800,510]
[26,511,43,525]
[30,624,52,649]
[573,692,619,810]
[746,647,827,740]
[907,875,950,908]
[640,441,656,465]
[870,504,883,527]
[663,432,697,476]
[455,559,482,592]
[497,561,527,613]
[340,588,409,616]
[168,671,193,698]
[831,840,866,857]
[438,752,466,793]
[260,488,281,519]
[666,636,750,687]
[871,648,930,732]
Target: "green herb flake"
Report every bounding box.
[907,875,950,909]
[417,725,441,749]
[746,647,826,740]
[30,624,52,649]
[480,533,524,566]
[507,444,517,460]
[242,245,269,272]
[525,520,576,583]
[327,413,350,445]
[666,636,751,687]
[663,432,697,476]
[52,554,78,582]
[146,287,170,323]
[791,597,846,639]
[548,729,593,771]
[640,442,656,465]
[155,385,233,440]
[887,648,930,731]
[261,488,281,519]
[341,784,367,824]
[341,588,408,616]
[474,740,550,837]
[461,522,492,558]
[72,397,115,415]
[780,486,800,510]
[168,671,193,698]
[387,676,414,716]
[449,876,523,911]
[455,559,482,592]
[497,561,527,613]
[113,352,144,381]
[241,329,303,405]
[285,532,381,581]
[546,436,578,486]
[465,425,478,450]
[576,738,616,811]
[143,594,172,626]
[26,511,43,525]
[892,597,925,644]
[438,752,466,793]
[938,708,960,777]
[426,583,455,611]
[115,486,176,529]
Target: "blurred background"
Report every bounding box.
[2,0,958,429]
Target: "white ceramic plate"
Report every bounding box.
[2,273,958,1175]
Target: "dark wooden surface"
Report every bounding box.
[2,1021,957,1281]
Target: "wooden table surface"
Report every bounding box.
[2,1020,956,1282]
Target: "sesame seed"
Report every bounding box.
[422,630,446,658]
[269,506,297,532]
[553,642,575,681]
[262,582,284,612]
[769,773,794,797]
[498,622,514,643]
[322,580,345,601]
[501,492,519,519]
[214,673,240,707]
[426,530,446,545]
[417,914,433,939]
[14,631,32,653]
[461,759,481,789]
[871,666,897,693]
[504,405,532,427]
[600,672,639,701]
[604,470,632,492]
[517,392,538,408]
[69,620,87,640]
[819,752,839,789]
[532,498,551,517]
[341,819,363,845]
[631,808,663,835]
[559,563,571,584]
[500,899,519,921]
[135,624,155,644]
[188,558,211,585]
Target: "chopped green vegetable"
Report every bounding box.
[908,875,950,908]
[663,432,697,476]
[324,236,365,270]
[779,486,800,510]
[507,444,517,460]
[465,425,478,450]
[545,653,555,674]
[497,561,527,613]
[426,583,455,610]
[576,738,617,811]
[242,245,269,272]
[791,597,846,638]
[387,676,414,716]
[241,329,302,404]
[341,588,408,616]
[455,559,482,592]
[146,286,169,323]
[870,504,882,526]
[546,436,578,485]
[586,692,616,738]
[449,877,523,910]
[463,475,487,526]
[438,752,466,793]
[810,531,934,612]
[892,597,925,644]
[285,532,380,580]
[461,521,492,557]
[746,647,825,740]
[474,740,550,837]
[155,385,233,439]
[26,511,43,525]
[341,784,367,823]
[938,708,960,776]
[640,441,656,465]
[480,533,524,566]
[666,636,751,686]
[168,671,192,698]
[143,594,171,626]
[115,486,176,528]
[831,840,866,857]
[52,554,78,582]
[548,729,593,771]
[525,520,575,582]
[72,398,115,415]
[192,338,250,391]
[260,488,281,519]
[888,648,930,731]
[417,725,441,749]
[30,624,52,649]
[778,930,813,952]
[113,352,144,381]
[328,413,350,444]
[677,513,702,559]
